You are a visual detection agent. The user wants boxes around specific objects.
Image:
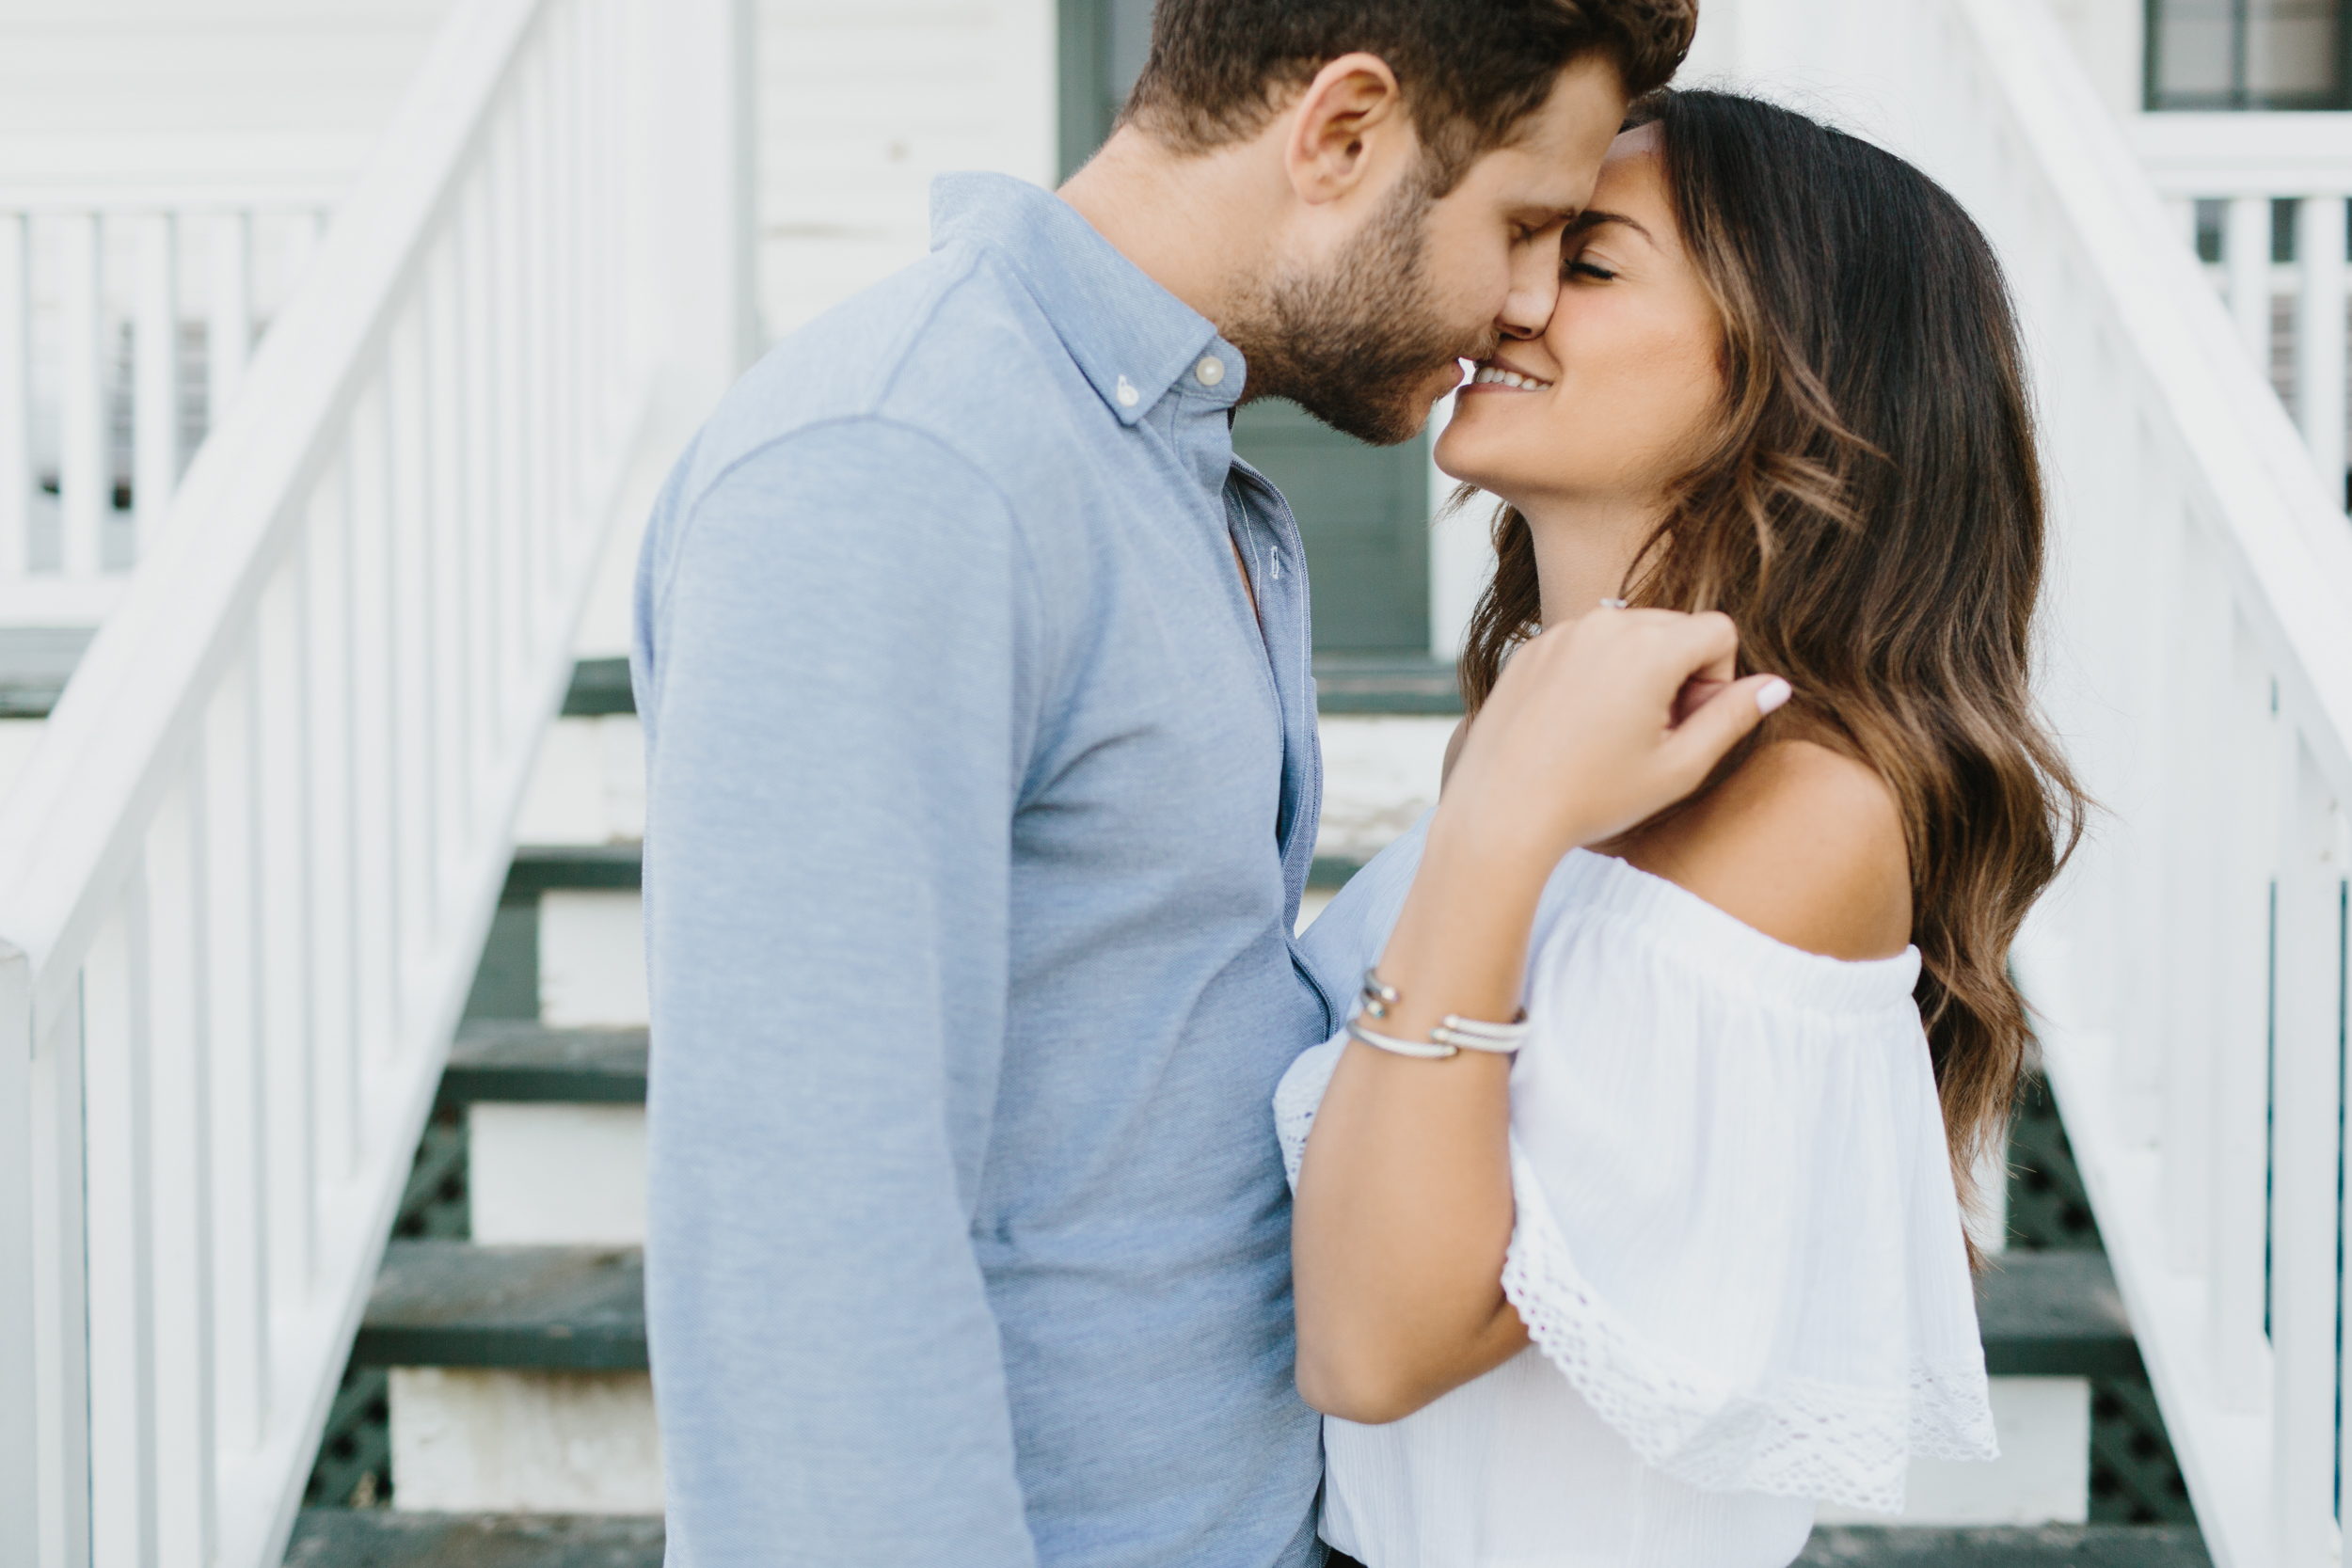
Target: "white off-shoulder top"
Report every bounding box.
[1276,812,1998,1568]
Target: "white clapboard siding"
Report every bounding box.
[755,0,1054,341]
[0,1,457,145]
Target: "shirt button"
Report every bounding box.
[1196,356,1225,387]
[1115,375,1139,407]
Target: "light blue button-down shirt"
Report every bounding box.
[633,173,1335,1567]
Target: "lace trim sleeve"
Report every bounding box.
[1499,1146,1994,1515]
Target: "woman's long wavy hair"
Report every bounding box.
[1458,89,2088,1241]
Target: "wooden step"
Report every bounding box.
[354,1242,644,1371]
[283,1514,2201,1567]
[1976,1250,2141,1378]
[0,627,92,719]
[354,1240,2137,1385]
[283,1508,661,1567]
[563,653,1467,720]
[504,844,642,897]
[509,840,1366,897]
[1799,1524,2208,1565]
[441,1022,647,1106]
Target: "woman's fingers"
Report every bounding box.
[1441,607,1790,856]
[1662,673,1794,785]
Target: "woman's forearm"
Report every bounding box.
[1290,609,1784,1425]
[1291,822,1550,1422]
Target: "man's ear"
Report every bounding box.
[1282,51,1411,207]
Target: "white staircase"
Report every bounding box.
[4,1,2349,1565]
[1692,3,2352,1564]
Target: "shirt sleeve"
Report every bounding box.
[1494,894,1994,1515]
[634,419,1040,1565]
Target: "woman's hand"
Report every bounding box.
[1293,608,1788,1426]
[1438,608,1791,870]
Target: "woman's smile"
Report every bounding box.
[1460,356,1556,392]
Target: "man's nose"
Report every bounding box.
[1499,249,1561,341]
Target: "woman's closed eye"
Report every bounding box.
[1566,257,1617,282]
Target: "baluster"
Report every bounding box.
[81,895,159,1568]
[510,87,543,660]
[202,665,268,1455]
[2226,196,2272,375]
[421,252,465,925]
[547,18,580,577]
[207,214,252,431]
[2161,517,2228,1272]
[0,946,37,1561]
[253,565,315,1299]
[134,214,181,557]
[480,135,517,747]
[282,210,325,299]
[2269,729,2344,1562]
[303,469,359,1179]
[0,214,27,580]
[30,989,92,1568]
[2294,196,2347,512]
[424,236,472,866]
[387,309,436,1020]
[455,179,500,795]
[59,214,106,580]
[2209,620,2279,1412]
[344,387,399,1066]
[2165,197,2196,250]
[142,780,217,1563]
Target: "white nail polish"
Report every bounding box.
[1757,677,1794,715]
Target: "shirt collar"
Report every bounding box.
[930,172,1247,426]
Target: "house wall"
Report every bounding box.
[0,0,457,190]
[753,0,1057,344]
[2046,0,2147,120]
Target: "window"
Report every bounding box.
[2147,0,2352,110]
[1058,0,1435,657]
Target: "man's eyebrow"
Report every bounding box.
[1566,209,1657,244]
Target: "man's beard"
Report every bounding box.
[1227,169,1498,447]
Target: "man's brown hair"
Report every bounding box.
[1121,0,1698,191]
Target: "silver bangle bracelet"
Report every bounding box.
[1346,1017,1459,1060]
[1350,968,1534,1060]
[1431,1014,1533,1054]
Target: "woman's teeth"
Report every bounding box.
[1470,364,1551,389]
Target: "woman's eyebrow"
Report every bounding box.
[1566,209,1656,245]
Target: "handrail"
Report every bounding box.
[1715,2,2352,1561]
[0,0,647,1559]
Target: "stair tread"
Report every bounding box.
[1798,1525,2208,1565]
[504,843,643,896]
[444,1022,647,1104]
[281,1515,2203,1567]
[285,1509,661,1567]
[563,653,1467,719]
[512,838,1365,893]
[358,1242,2136,1380]
[1974,1250,2139,1376]
[355,1242,645,1370]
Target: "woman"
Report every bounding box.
[1277,90,2087,1567]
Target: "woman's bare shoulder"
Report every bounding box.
[1617,738,1913,960]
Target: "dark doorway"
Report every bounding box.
[1057,0,1435,657]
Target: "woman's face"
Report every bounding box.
[1434,124,1725,515]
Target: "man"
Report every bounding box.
[632,3,1695,1563]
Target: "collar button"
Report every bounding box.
[1196,356,1226,388]
[1115,375,1140,408]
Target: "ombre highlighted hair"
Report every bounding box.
[1458,89,2090,1245]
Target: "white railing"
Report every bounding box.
[1713,2,2352,1563]
[2131,113,2352,514]
[0,197,332,625]
[0,0,648,1561]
